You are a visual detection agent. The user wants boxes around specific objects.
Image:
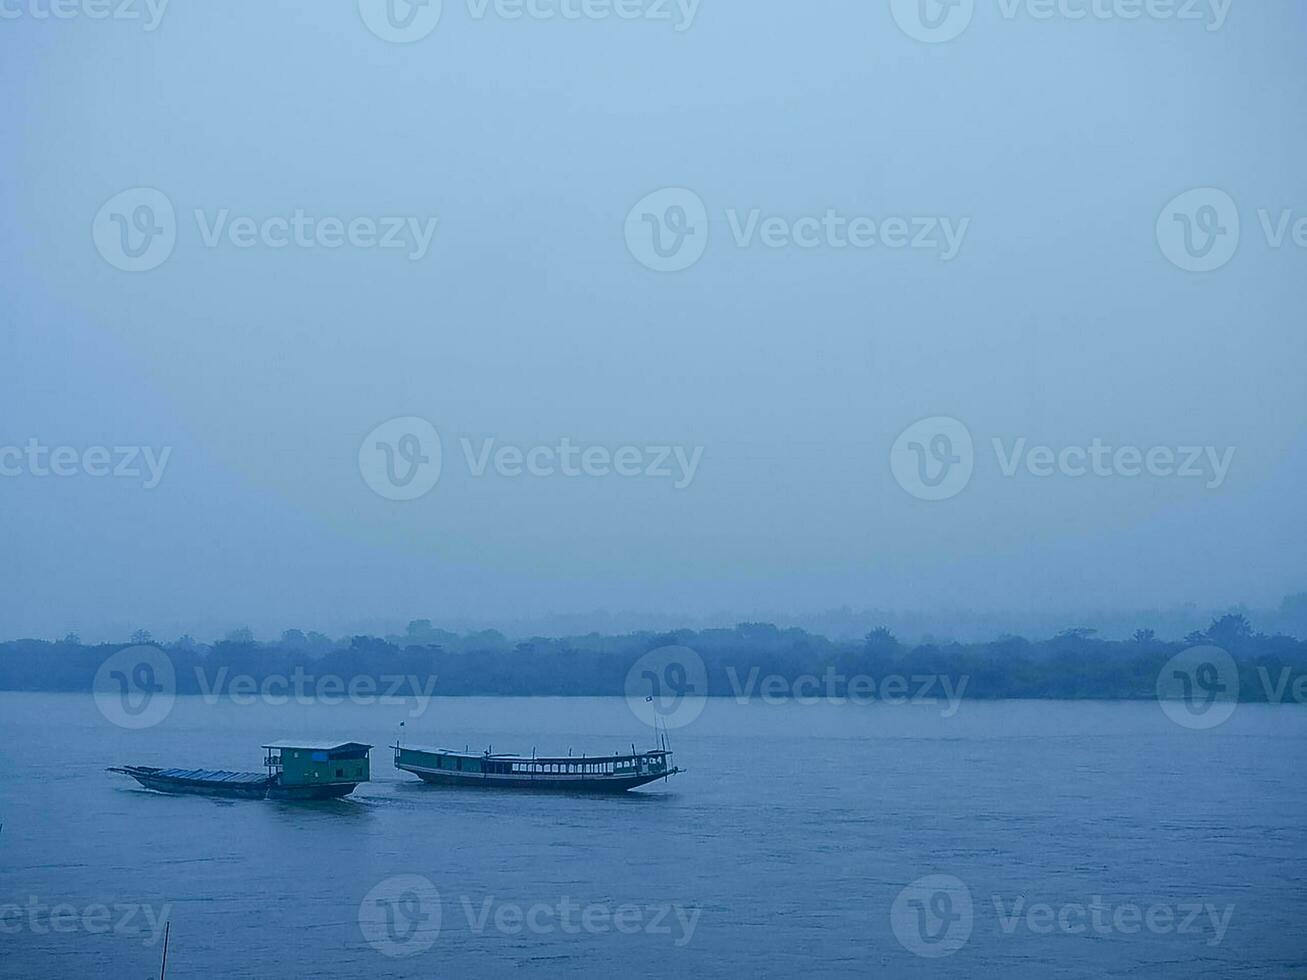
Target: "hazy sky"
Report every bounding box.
[2,1,1304,641]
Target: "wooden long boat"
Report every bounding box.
[109,741,372,801]
[393,742,680,793]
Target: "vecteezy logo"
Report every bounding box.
[358,417,443,501]
[93,645,177,729]
[890,417,974,501]
[890,874,973,958]
[1156,188,1241,273]
[92,188,176,272]
[1157,645,1240,730]
[624,187,709,273]
[358,875,442,958]
[625,645,708,730]
[890,0,975,43]
[358,0,442,43]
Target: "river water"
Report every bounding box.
[0,693,1303,978]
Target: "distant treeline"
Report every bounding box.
[2,614,1306,701]
[53,593,1307,648]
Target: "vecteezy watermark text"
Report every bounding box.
[0,898,172,947]
[890,0,1231,44]
[890,874,1235,959]
[358,875,701,958]
[992,895,1234,945]
[992,438,1235,488]
[194,668,437,718]
[93,188,439,272]
[93,646,439,729]
[357,0,700,43]
[193,210,437,260]
[461,437,703,488]
[723,209,970,260]
[465,0,699,29]
[0,0,169,30]
[624,188,969,272]
[0,439,171,489]
[462,896,700,946]
[359,417,704,501]
[890,417,1236,501]
[725,667,968,717]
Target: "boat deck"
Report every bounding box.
[154,768,267,784]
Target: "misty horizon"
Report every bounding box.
[15,590,1306,646]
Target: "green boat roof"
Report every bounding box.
[261,740,373,751]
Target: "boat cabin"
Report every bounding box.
[479,752,672,777]
[263,741,372,788]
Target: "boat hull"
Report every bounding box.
[109,766,361,801]
[398,762,676,793]
[111,767,271,800]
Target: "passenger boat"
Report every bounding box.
[109,741,372,801]
[393,733,680,793]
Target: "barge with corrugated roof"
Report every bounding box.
[109,741,372,801]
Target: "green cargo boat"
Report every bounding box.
[109,740,372,801]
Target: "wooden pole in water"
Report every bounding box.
[158,920,170,980]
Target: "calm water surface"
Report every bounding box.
[0,694,1303,978]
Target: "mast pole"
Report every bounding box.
[158,920,170,980]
